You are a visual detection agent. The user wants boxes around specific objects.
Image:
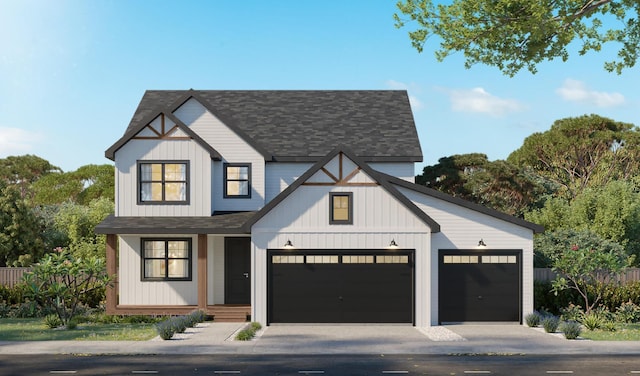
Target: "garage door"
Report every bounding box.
[439,250,521,323]
[268,250,414,324]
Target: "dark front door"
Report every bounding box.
[439,250,521,323]
[225,237,251,304]
[268,250,414,324]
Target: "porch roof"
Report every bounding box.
[95,211,255,234]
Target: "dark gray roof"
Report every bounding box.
[106,90,423,162]
[382,174,545,234]
[95,212,254,234]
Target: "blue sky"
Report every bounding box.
[1,1,638,175]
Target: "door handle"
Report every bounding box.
[243,273,249,279]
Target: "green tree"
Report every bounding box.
[508,114,640,199]
[417,153,545,215]
[52,198,114,259]
[0,155,61,199]
[0,181,44,266]
[23,250,112,326]
[31,164,114,206]
[543,230,632,314]
[394,0,640,75]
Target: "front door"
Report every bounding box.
[225,237,251,304]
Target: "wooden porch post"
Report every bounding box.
[106,234,118,314]
[197,234,208,310]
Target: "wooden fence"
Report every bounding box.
[534,268,640,283]
[2,267,640,287]
[0,267,31,287]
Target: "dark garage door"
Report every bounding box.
[268,250,414,324]
[439,250,521,323]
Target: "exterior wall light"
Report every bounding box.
[283,239,294,249]
[478,239,487,248]
[388,239,399,249]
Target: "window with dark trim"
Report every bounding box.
[138,161,189,204]
[141,238,192,281]
[330,192,353,224]
[224,163,251,198]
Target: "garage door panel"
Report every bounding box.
[439,251,521,323]
[269,251,414,324]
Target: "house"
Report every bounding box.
[95,90,543,326]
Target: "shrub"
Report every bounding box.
[250,322,262,331]
[190,309,207,323]
[44,313,62,329]
[171,316,187,333]
[616,301,640,323]
[559,303,584,322]
[525,311,541,327]
[156,321,175,340]
[602,321,617,332]
[9,300,42,318]
[542,316,560,333]
[581,312,603,330]
[235,322,262,341]
[66,318,78,330]
[560,321,582,339]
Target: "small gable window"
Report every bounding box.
[330,192,353,224]
[224,163,251,198]
[138,161,189,204]
[142,238,192,281]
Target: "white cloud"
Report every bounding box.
[556,79,625,107]
[0,127,43,156]
[444,87,525,116]
[386,79,424,111]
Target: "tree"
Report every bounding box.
[417,153,546,215]
[541,229,632,314]
[0,155,61,199]
[508,114,640,199]
[23,249,112,326]
[394,0,640,76]
[0,181,45,266]
[31,164,114,206]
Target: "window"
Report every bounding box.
[224,163,251,198]
[138,161,189,204]
[142,239,192,281]
[330,192,353,224]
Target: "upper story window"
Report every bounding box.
[224,163,251,198]
[330,192,353,224]
[142,238,192,281]
[138,161,189,204]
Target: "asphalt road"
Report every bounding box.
[0,354,639,376]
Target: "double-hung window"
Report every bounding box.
[142,238,192,281]
[138,161,189,204]
[224,163,251,198]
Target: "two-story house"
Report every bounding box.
[96,90,543,326]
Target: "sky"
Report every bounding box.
[0,1,638,175]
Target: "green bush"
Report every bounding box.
[250,322,262,331]
[235,322,262,341]
[156,321,175,340]
[560,321,582,339]
[602,321,617,332]
[0,284,27,305]
[171,316,187,333]
[44,313,62,329]
[66,318,78,330]
[615,301,640,323]
[581,312,603,330]
[559,303,584,322]
[525,311,541,327]
[542,316,560,333]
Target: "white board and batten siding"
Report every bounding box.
[118,235,198,306]
[114,139,211,217]
[251,182,433,326]
[397,186,535,325]
[173,98,265,212]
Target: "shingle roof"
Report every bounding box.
[95,211,254,234]
[106,90,423,162]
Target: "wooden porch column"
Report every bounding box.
[197,234,208,310]
[106,234,118,314]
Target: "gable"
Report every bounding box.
[243,147,439,232]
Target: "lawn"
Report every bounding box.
[0,318,158,341]
[579,323,640,341]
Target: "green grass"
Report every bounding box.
[580,323,640,341]
[0,318,158,341]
